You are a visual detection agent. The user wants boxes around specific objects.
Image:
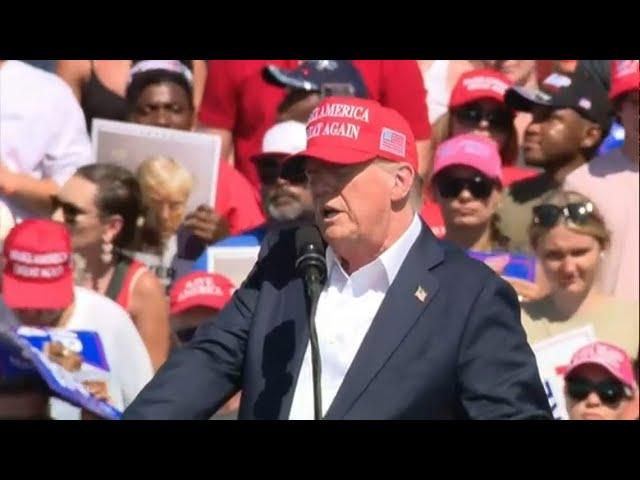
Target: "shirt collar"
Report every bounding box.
[325,214,422,286]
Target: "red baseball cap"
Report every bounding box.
[449,69,513,109]
[609,60,639,101]
[2,219,74,310]
[289,96,417,170]
[169,271,236,315]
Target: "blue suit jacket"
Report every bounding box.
[124,221,551,420]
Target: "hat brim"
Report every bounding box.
[170,295,226,315]
[286,144,376,166]
[565,360,635,390]
[262,65,319,92]
[505,86,553,112]
[2,272,74,310]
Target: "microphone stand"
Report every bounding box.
[305,278,323,420]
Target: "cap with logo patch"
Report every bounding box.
[2,219,74,310]
[288,96,417,170]
[505,70,613,131]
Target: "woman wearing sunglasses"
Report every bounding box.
[432,134,550,302]
[521,190,639,358]
[428,68,537,186]
[563,341,638,420]
[52,164,170,371]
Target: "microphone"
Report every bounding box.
[295,225,327,290]
[294,225,327,420]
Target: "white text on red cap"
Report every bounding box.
[463,76,509,94]
[177,277,226,303]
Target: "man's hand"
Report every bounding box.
[183,205,230,245]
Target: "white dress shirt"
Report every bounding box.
[0,60,92,221]
[288,214,422,419]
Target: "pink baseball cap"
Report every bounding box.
[609,60,639,101]
[169,272,236,315]
[431,134,503,183]
[564,341,637,391]
[288,96,418,170]
[2,219,74,310]
[449,69,514,109]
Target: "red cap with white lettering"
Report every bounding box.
[290,96,418,170]
[169,271,236,315]
[449,69,513,109]
[2,219,74,309]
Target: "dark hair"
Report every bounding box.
[125,60,194,113]
[74,164,158,250]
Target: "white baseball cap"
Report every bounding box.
[252,121,307,163]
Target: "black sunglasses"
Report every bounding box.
[532,202,594,228]
[566,376,631,406]
[434,174,496,199]
[257,156,308,186]
[453,105,513,132]
[51,196,89,226]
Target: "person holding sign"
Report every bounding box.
[564,341,639,420]
[431,134,542,301]
[126,60,265,243]
[0,220,153,419]
[522,190,639,359]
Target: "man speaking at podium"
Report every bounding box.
[124,97,551,420]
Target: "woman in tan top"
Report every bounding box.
[521,190,638,358]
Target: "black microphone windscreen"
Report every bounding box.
[295,225,324,258]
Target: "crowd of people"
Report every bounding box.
[0,59,637,420]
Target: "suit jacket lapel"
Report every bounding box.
[324,223,444,419]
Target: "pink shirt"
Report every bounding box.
[564,149,639,301]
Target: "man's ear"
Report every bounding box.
[580,122,604,151]
[390,164,415,203]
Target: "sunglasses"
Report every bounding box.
[453,105,513,132]
[51,196,91,226]
[434,174,496,199]
[566,376,631,406]
[532,202,594,228]
[257,157,308,186]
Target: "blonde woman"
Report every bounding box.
[522,190,638,358]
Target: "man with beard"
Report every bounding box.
[191,121,311,272]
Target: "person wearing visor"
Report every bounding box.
[563,341,639,420]
[521,190,638,358]
[124,96,550,420]
[499,70,612,253]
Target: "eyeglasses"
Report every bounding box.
[566,376,631,406]
[51,196,91,227]
[532,202,594,228]
[257,157,308,186]
[453,105,513,132]
[434,174,496,199]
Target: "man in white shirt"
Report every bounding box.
[0,60,92,221]
[564,60,639,301]
[124,97,550,420]
[0,219,152,419]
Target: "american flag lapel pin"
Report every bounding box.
[415,285,427,303]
